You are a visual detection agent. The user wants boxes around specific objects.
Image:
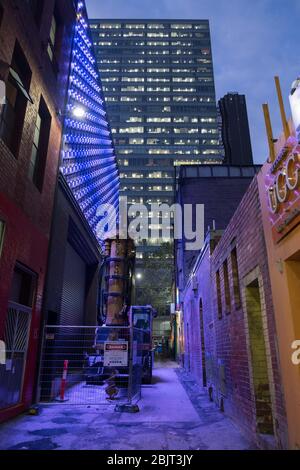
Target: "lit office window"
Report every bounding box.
[148,127,169,134]
[194,24,208,30]
[173,77,195,82]
[122,77,145,82]
[147,87,170,92]
[148,171,162,178]
[126,117,143,123]
[200,117,216,123]
[123,32,144,37]
[119,127,144,133]
[147,32,169,38]
[147,41,169,46]
[148,50,169,55]
[125,24,145,29]
[101,77,119,82]
[121,86,144,92]
[171,24,192,29]
[100,24,121,29]
[147,78,170,83]
[120,96,138,102]
[129,138,144,144]
[147,68,170,73]
[127,59,145,64]
[173,117,189,123]
[173,87,196,92]
[147,24,165,29]
[148,149,171,154]
[201,128,218,134]
[147,117,171,123]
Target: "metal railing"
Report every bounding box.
[38,325,144,406]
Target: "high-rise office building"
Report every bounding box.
[218,92,253,165]
[90,20,223,212]
[89,19,223,310]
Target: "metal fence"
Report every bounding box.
[0,302,31,410]
[38,325,144,406]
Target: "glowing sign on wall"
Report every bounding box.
[266,139,300,243]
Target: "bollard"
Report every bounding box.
[56,360,69,402]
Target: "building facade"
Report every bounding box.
[89,19,223,206]
[42,1,119,329]
[89,19,223,249]
[257,116,300,449]
[219,92,253,165]
[0,0,76,422]
[181,176,288,449]
[88,19,225,316]
[175,164,261,292]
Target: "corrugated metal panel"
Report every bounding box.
[60,243,86,326]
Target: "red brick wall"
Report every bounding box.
[182,177,288,448]
[0,0,74,421]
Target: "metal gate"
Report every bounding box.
[0,302,31,410]
[60,243,86,326]
[38,325,144,406]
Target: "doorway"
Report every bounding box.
[285,251,300,339]
[0,264,36,410]
[245,278,274,435]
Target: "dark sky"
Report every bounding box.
[86,0,300,164]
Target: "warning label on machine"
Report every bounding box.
[104,341,128,367]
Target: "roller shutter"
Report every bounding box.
[60,242,86,325]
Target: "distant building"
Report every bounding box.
[219,92,253,165]
[175,164,261,293]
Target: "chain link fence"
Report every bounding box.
[38,325,144,406]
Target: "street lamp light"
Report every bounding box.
[72,105,86,119]
[136,273,142,280]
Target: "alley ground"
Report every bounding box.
[0,362,256,450]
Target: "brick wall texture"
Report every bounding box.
[0,0,74,421]
[182,176,288,448]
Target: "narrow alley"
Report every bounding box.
[0,362,255,451]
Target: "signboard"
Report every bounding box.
[104,341,128,367]
[265,137,300,243]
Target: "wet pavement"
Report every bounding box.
[0,362,256,450]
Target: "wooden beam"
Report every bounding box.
[274,76,290,140]
[262,103,275,162]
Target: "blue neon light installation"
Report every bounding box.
[61,0,119,242]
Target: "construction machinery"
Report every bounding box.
[84,238,156,386]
